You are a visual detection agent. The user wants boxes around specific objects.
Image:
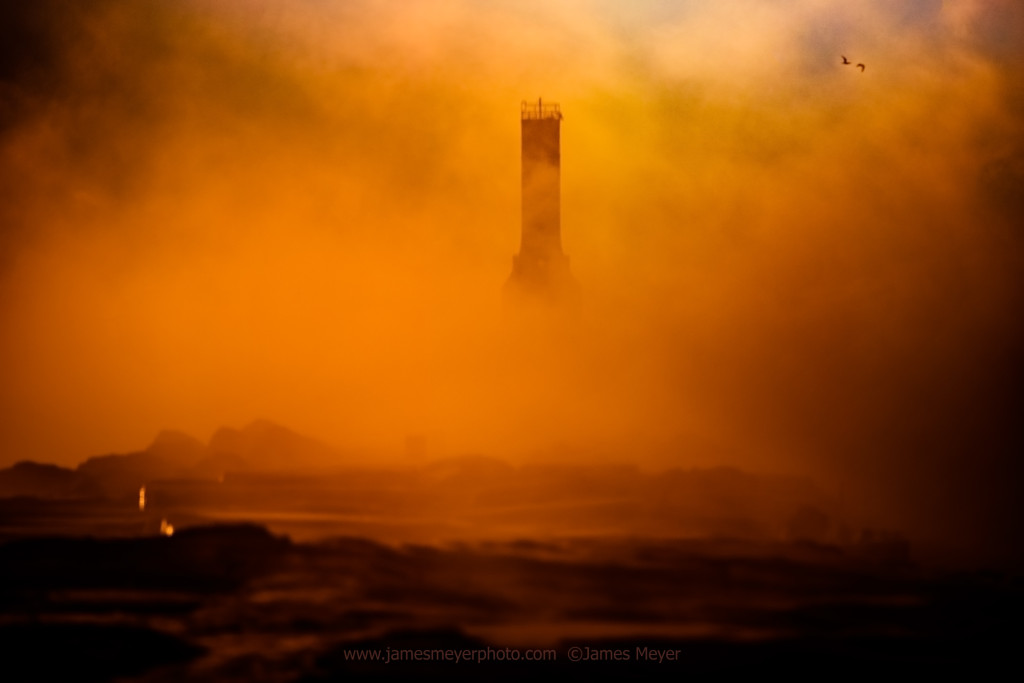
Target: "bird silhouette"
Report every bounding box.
[857,63,866,72]
[842,56,850,65]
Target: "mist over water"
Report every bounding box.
[1,0,1023,567]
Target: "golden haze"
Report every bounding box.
[0,0,1022,562]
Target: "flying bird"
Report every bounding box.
[842,56,850,65]
[857,63,866,72]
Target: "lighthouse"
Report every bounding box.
[504,99,579,307]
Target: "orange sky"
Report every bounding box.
[1,0,1023,556]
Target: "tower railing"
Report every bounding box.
[521,99,562,120]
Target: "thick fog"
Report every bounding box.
[1,0,1022,563]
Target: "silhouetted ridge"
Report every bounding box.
[146,429,206,460]
[0,461,100,498]
[208,419,339,470]
[0,420,346,500]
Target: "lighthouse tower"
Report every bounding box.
[504,99,579,307]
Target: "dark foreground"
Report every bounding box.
[1,523,1020,682]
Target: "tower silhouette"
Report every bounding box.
[504,99,579,307]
